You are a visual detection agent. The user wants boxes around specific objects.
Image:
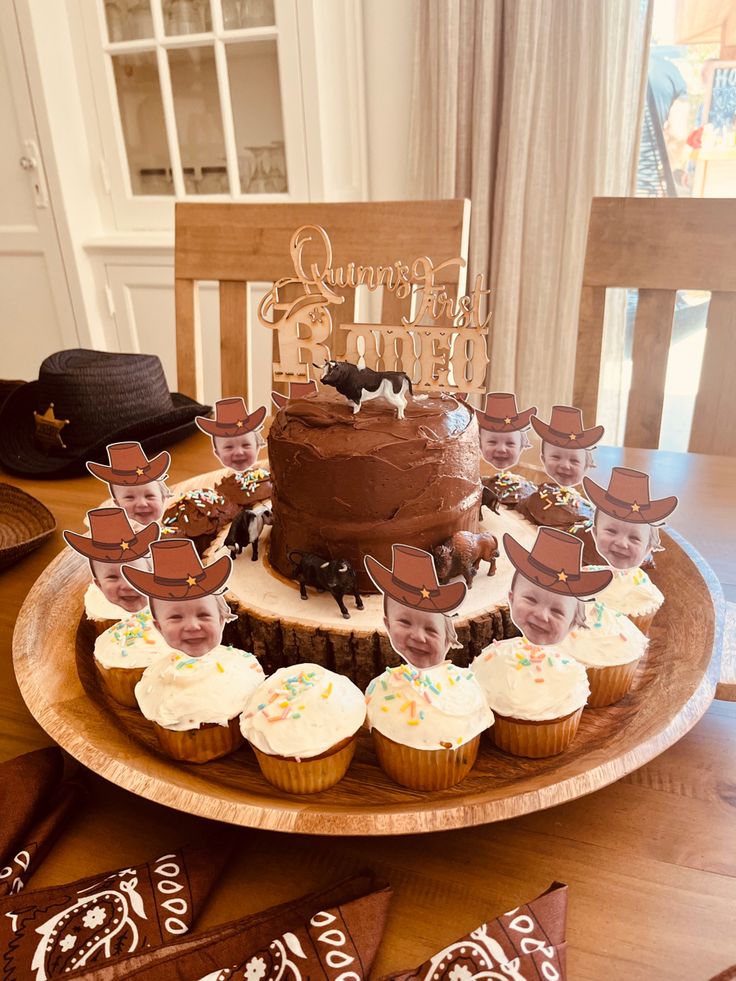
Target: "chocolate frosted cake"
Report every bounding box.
[267,390,482,593]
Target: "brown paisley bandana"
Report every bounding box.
[388,882,568,981]
[73,874,391,981]
[0,747,83,898]
[0,841,229,980]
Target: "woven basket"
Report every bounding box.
[0,484,56,570]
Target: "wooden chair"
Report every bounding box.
[174,200,470,404]
[573,197,736,455]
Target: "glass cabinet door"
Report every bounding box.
[90,0,304,224]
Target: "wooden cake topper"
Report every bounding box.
[257,224,491,394]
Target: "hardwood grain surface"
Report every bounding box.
[2,435,736,980]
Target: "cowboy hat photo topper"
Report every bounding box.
[584,467,678,572]
[122,539,235,659]
[87,442,171,528]
[364,544,467,672]
[63,507,158,615]
[477,393,537,472]
[504,527,613,648]
[195,397,267,474]
[532,405,604,488]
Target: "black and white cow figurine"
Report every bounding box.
[224,506,273,561]
[317,360,413,420]
[288,549,364,619]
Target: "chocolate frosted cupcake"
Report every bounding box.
[214,467,272,511]
[161,488,232,557]
[483,472,536,509]
[519,483,599,565]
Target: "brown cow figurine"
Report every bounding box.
[432,531,499,589]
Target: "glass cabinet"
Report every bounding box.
[83,0,308,228]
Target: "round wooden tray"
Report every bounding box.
[13,527,724,836]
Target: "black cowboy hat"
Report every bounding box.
[0,350,211,478]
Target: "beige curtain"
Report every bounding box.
[409,0,650,435]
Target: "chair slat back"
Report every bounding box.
[574,197,736,455]
[175,200,471,405]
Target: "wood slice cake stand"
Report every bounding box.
[12,471,727,835]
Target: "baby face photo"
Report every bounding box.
[540,443,591,488]
[212,431,260,472]
[508,573,581,647]
[90,557,148,614]
[383,595,454,670]
[593,512,651,570]
[110,480,167,525]
[479,429,525,471]
[150,594,229,658]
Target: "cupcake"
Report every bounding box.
[483,472,536,508]
[94,609,173,707]
[241,665,365,794]
[519,483,599,565]
[556,601,649,707]
[472,638,589,758]
[82,582,130,635]
[588,565,664,636]
[161,489,233,557]
[135,645,265,763]
[365,661,493,790]
[213,467,272,512]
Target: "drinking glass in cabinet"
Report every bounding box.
[112,52,171,196]
[164,0,206,35]
[241,0,275,28]
[104,0,124,42]
[199,166,228,192]
[125,0,154,39]
[221,0,243,30]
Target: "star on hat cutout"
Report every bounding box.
[186,575,197,587]
[569,433,577,440]
[236,420,243,428]
[120,540,129,551]
[136,468,144,476]
[557,570,568,582]
[631,502,641,512]
[504,417,511,424]
[420,587,431,599]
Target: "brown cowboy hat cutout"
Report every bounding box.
[271,380,318,410]
[365,545,466,671]
[531,405,604,449]
[584,467,678,525]
[87,441,170,486]
[195,398,267,437]
[64,507,158,563]
[123,538,231,602]
[504,527,612,599]
[476,393,537,433]
[365,544,467,613]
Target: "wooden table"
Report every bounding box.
[2,437,735,981]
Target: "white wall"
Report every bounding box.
[362,0,416,200]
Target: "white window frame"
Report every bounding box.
[79,0,309,230]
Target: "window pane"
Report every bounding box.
[226,40,287,193]
[168,46,227,193]
[162,0,211,36]
[105,0,154,42]
[240,0,275,28]
[111,53,173,195]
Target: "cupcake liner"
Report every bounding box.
[87,616,119,637]
[585,659,641,708]
[491,708,583,758]
[629,609,658,636]
[250,735,357,794]
[152,717,244,763]
[96,662,145,708]
[372,730,480,790]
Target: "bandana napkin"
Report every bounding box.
[0,747,83,897]
[0,840,230,980]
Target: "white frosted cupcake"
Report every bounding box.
[365,661,492,790]
[135,646,265,763]
[94,609,172,708]
[241,664,365,794]
[557,601,648,707]
[472,638,589,757]
[589,565,664,635]
[83,582,141,634]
